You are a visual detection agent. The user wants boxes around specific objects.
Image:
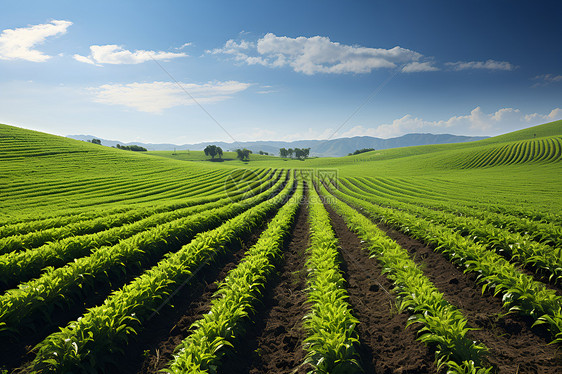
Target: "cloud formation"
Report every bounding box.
[402,61,439,73]
[91,81,251,113]
[339,107,562,138]
[532,74,562,87]
[74,45,187,65]
[0,20,72,62]
[210,33,431,75]
[445,59,516,71]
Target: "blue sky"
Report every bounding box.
[1,0,561,144]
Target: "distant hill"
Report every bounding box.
[67,133,488,157]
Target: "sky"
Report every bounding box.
[0,0,561,144]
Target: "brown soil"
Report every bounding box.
[325,204,438,373]
[0,174,287,372]
[221,188,310,374]
[117,227,264,374]
[377,222,562,373]
[120,180,296,374]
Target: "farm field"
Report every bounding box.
[0,120,561,373]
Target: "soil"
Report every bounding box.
[377,222,562,373]
[221,187,310,374]
[0,262,149,372]
[118,179,297,374]
[116,224,264,374]
[0,172,287,373]
[325,204,438,374]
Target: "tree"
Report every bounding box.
[115,144,147,151]
[294,148,303,160]
[89,138,101,145]
[235,148,251,161]
[217,147,223,159]
[279,148,288,158]
[287,148,294,158]
[303,148,310,159]
[348,148,375,156]
[204,145,218,159]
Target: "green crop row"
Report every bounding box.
[28,176,298,373]
[320,184,490,373]
[340,179,562,283]
[354,175,562,227]
[0,170,282,288]
[0,172,288,335]
[348,177,562,248]
[330,184,562,344]
[165,181,302,374]
[0,168,275,254]
[0,167,247,236]
[302,183,361,373]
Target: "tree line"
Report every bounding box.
[204,145,252,161]
[279,147,310,160]
[116,144,147,152]
[347,148,375,156]
[87,139,147,152]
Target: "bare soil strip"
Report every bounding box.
[120,227,264,374]
[325,205,438,373]
[1,261,149,372]
[377,222,562,373]
[221,189,310,374]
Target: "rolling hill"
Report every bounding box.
[67,133,488,157]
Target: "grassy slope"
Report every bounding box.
[146,150,278,164]
[1,120,560,218]
[0,125,246,218]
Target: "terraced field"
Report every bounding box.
[0,121,561,373]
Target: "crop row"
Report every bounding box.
[0,171,289,335]
[348,177,562,248]
[329,183,562,344]
[165,181,302,373]
[320,183,491,373]
[0,168,274,252]
[449,136,562,169]
[0,163,227,206]
[0,167,256,234]
[354,176,562,227]
[362,177,562,225]
[0,170,282,288]
[28,175,298,373]
[302,183,361,373]
[340,179,562,283]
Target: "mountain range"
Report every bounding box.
[67,133,489,157]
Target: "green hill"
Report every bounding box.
[1,120,560,218]
[0,124,240,218]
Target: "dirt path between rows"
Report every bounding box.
[377,222,562,373]
[221,187,310,374]
[325,205,438,373]
[116,226,264,374]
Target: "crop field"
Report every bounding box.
[0,121,561,373]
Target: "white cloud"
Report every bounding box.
[402,61,439,73]
[74,44,187,65]
[73,53,99,66]
[210,33,429,75]
[0,20,72,62]
[176,43,192,50]
[524,108,562,122]
[338,106,562,138]
[91,81,251,113]
[445,59,516,71]
[532,74,562,87]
